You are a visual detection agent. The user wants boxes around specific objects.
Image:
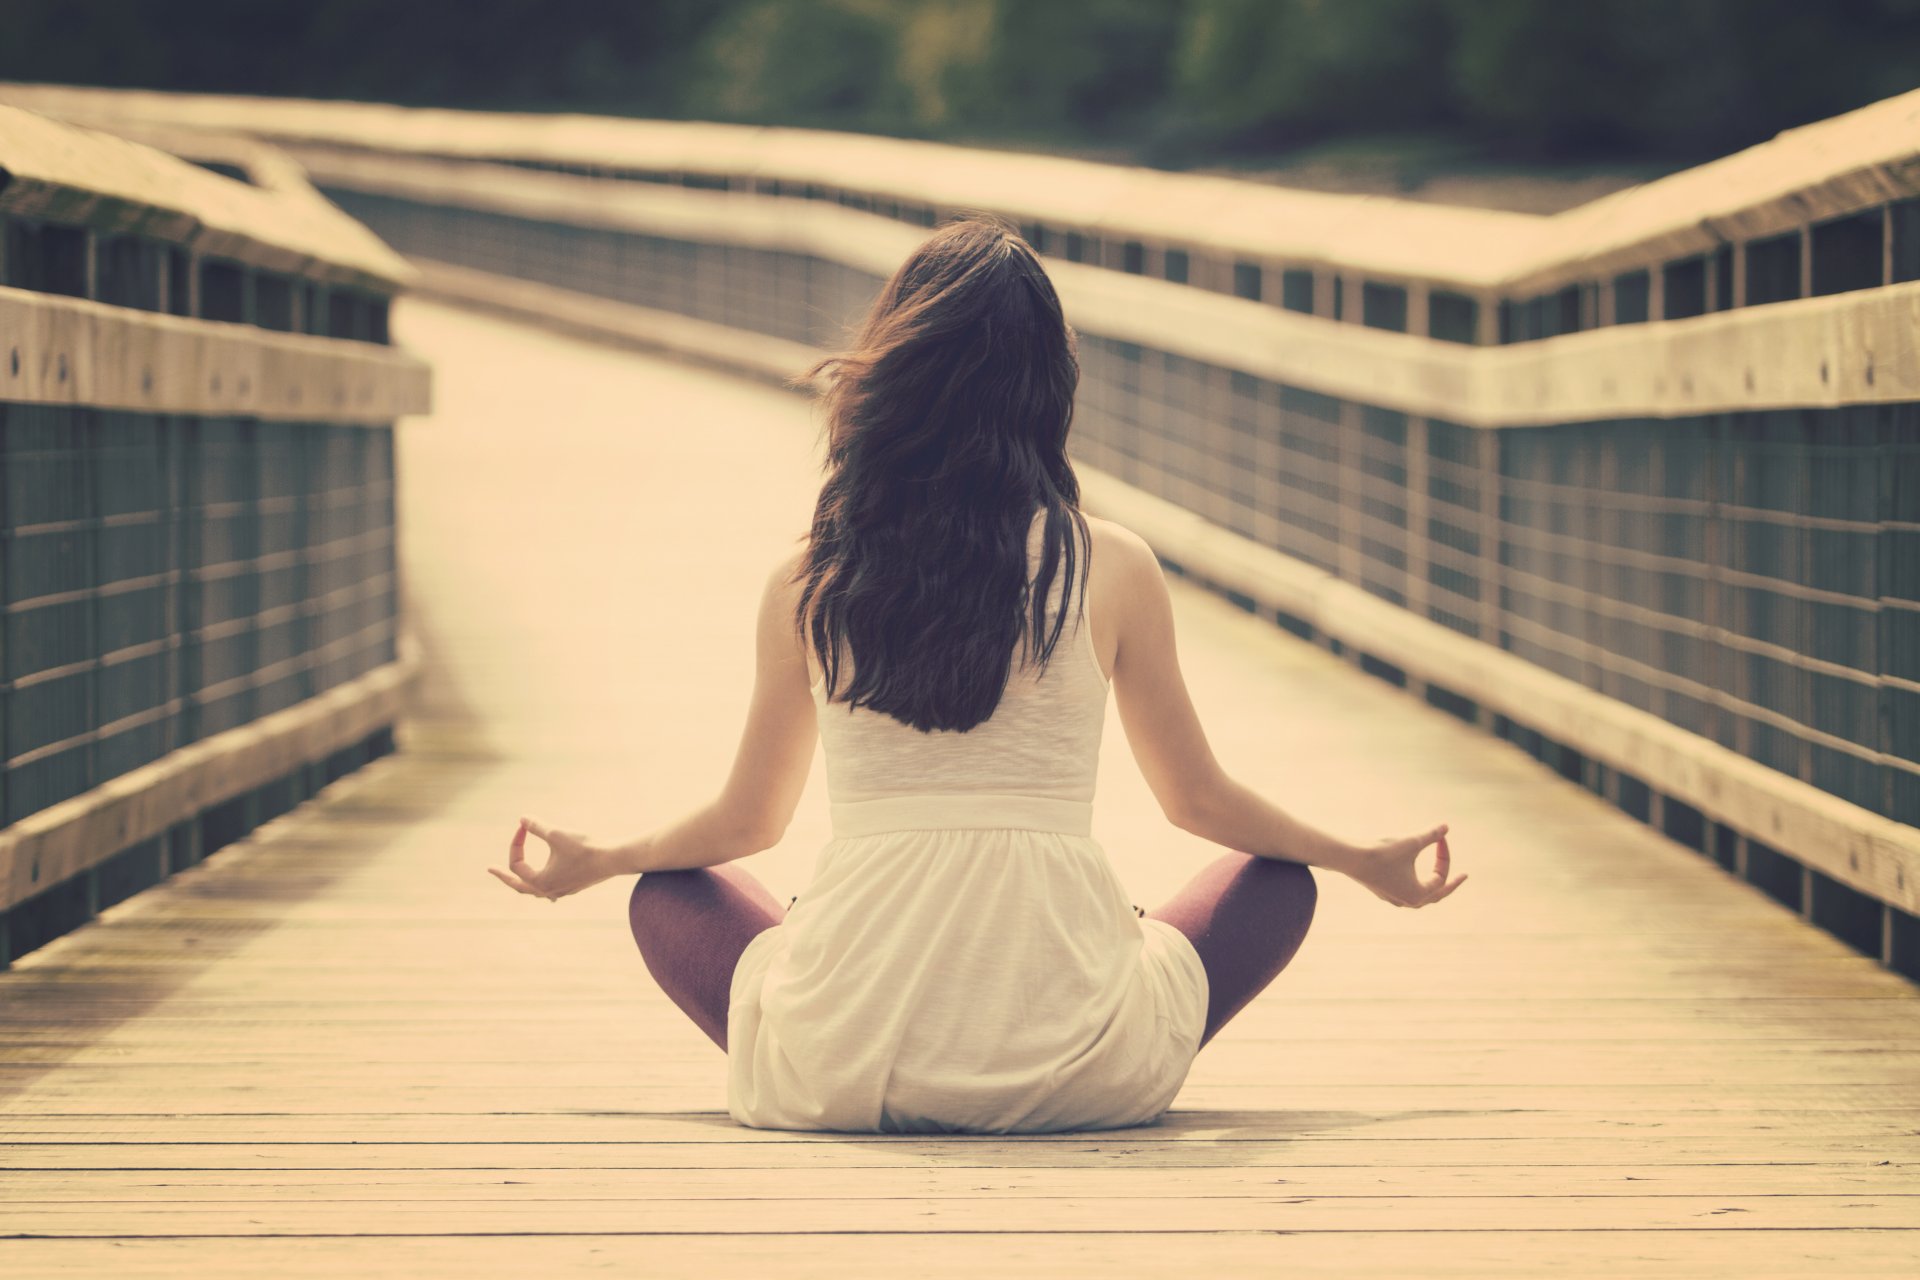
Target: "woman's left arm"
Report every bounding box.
[491,552,817,898]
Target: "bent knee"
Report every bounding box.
[1257,857,1318,915]
[628,868,701,933]
[627,875,652,937]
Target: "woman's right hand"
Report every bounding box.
[489,817,618,902]
[1343,824,1466,908]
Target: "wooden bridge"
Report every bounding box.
[0,300,1913,1275]
[2,86,1919,1275]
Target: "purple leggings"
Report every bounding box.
[628,851,1316,1054]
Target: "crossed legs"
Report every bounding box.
[628,864,785,1052]
[1144,852,1317,1051]
[629,851,1316,1056]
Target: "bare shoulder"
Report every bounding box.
[1082,513,1160,589]
[1079,514,1167,679]
[759,545,811,651]
[765,544,809,596]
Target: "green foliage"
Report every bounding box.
[1445,0,1920,156]
[0,0,733,112]
[684,0,910,130]
[938,0,1186,136]
[3,0,1918,162]
[1171,0,1453,143]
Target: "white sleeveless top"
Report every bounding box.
[726,508,1210,1133]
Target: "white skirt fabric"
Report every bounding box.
[726,792,1210,1134]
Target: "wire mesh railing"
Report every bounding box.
[0,104,429,965]
[28,83,1910,971]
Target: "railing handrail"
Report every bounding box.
[5,81,1918,300]
[293,147,1920,426]
[0,102,413,291]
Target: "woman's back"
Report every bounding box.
[810,507,1109,807]
[727,507,1210,1134]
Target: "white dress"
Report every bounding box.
[726,510,1210,1134]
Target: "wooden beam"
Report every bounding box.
[0,284,431,421]
[0,633,423,912]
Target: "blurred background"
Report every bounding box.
[7,0,1920,209]
[5,5,1920,1268]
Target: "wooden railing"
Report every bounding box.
[13,84,1912,979]
[0,103,432,964]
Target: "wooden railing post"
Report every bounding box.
[1476,428,1503,655]
[1336,398,1363,594]
[1406,415,1430,622]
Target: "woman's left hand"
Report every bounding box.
[489,817,616,901]
[1343,824,1466,909]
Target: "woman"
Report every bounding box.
[490,216,1465,1134]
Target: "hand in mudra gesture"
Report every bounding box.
[1345,824,1466,908]
[489,817,615,901]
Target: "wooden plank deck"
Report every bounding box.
[3,300,1918,1277]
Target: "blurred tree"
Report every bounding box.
[683,0,910,129]
[1,0,1917,163]
[1446,0,1920,157]
[0,0,740,112]
[1167,0,1453,150]
[894,0,997,130]
[937,0,1187,138]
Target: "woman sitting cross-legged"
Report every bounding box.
[490,215,1466,1135]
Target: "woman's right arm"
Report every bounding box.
[1099,520,1465,909]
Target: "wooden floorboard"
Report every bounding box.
[2,301,1917,1276]
[3,1233,1917,1280]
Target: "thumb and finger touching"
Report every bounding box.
[490,818,555,899]
[489,865,539,896]
[1422,831,1468,904]
[1380,824,1467,908]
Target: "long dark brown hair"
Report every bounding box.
[793,215,1090,734]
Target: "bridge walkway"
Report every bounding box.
[2,302,1916,1276]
